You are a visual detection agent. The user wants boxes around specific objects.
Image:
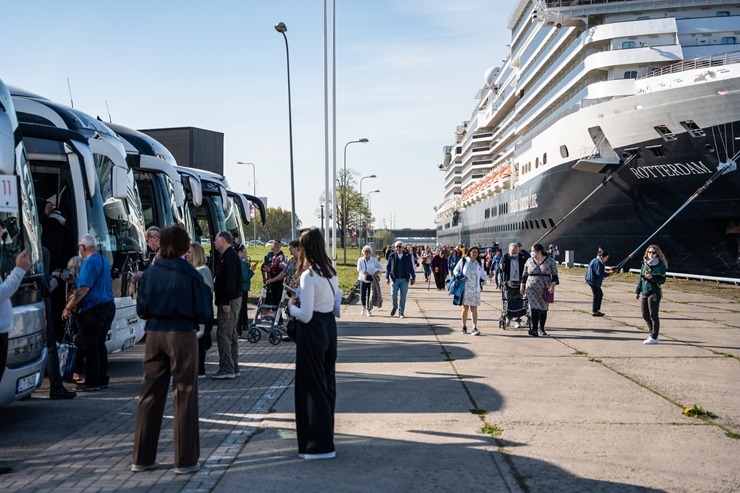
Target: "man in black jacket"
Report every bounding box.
[385,241,416,318]
[212,231,242,379]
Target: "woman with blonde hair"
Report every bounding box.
[635,244,667,345]
[186,242,214,378]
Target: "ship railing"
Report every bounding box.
[628,268,740,286]
[640,50,740,79]
[566,262,739,285]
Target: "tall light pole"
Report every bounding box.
[342,138,368,264]
[365,189,380,245]
[359,174,377,247]
[236,161,257,243]
[275,21,297,241]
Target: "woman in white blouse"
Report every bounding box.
[452,246,489,336]
[287,229,339,460]
[356,245,383,316]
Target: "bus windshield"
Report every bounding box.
[86,155,146,296]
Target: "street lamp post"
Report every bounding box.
[365,189,380,245]
[359,174,377,246]
[342,138,368,264]
[275,21,297,241]
[236,161,257,243]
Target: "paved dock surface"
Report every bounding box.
[0,269,738,492]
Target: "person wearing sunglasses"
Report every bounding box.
[635,245,667,345]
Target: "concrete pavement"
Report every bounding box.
[1,268,738,492]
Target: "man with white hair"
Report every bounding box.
[385,240,416,318]
[62,234,115,391]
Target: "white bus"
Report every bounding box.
[12,87,147,354]
[0,79,47,405]
[175,166,264,274]
[104,122,187,233]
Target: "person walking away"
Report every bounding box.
[62,234,115,391]
[421,246,432,282]
[287,228,338,459]
[492,248,503,288]
[132,225,213,475]
[236,244,255,337]
[39,245,75,399]
[520,243,559,336]
[499,242,527,327]
[356,245,383,316]
[385,240,416,318]
[431,249,448,290]
[585,250,615,317]
[212,231,242,379]
[447,248,461,279]
[186,242,214,378]
[453,246,488,335]
[635,245,667,344]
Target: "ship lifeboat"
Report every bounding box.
[499,166,512,190]
[492,168,503,193]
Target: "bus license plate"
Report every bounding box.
[16,373,38,394]
[122,337,135,350]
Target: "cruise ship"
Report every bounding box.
[434,0,740,277]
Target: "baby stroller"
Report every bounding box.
[498,281,531,331]
[245,283,290,345]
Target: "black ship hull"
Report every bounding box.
[437,120,740,277]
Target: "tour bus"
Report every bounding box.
[103,122,187,233]
[175,166,265,274]
[0,79,47,405]
[11,87,147,354]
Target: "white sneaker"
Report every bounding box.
[360,308,366,316]
[514,321,521,329]
[643,337,659,345]
[367,310,372,317]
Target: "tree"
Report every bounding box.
[257,207,301,242]
[314,168,371,248]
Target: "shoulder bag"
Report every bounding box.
[535,260,555,303]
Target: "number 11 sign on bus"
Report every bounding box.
[0,176,19,214]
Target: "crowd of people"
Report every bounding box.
[2,216,667,475]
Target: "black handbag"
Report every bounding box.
[286,317,297,340]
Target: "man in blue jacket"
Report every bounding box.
[385,241,416,318]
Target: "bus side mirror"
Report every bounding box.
[112,164,128,199]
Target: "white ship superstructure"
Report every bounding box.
[436,0,740,276]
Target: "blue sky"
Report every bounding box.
[1,0,518,230]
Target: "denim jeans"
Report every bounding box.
[391,278,409,314]
[590,284,603,313]
[360,281,371,310]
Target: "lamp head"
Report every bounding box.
[369,174,377,178]
[359,138,369,143]
[275,22,287,33]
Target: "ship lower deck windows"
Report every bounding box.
[549,218,555,228]
[646,145,665,157]
[560,145,569,158]
[721,37,736,45]
[680,120,705,137]
[624,71,638,79]
[654,125,677,142]
[543,153,547,165]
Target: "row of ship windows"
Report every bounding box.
[443,217,557,232]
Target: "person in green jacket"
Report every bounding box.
[635,244,667,345]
